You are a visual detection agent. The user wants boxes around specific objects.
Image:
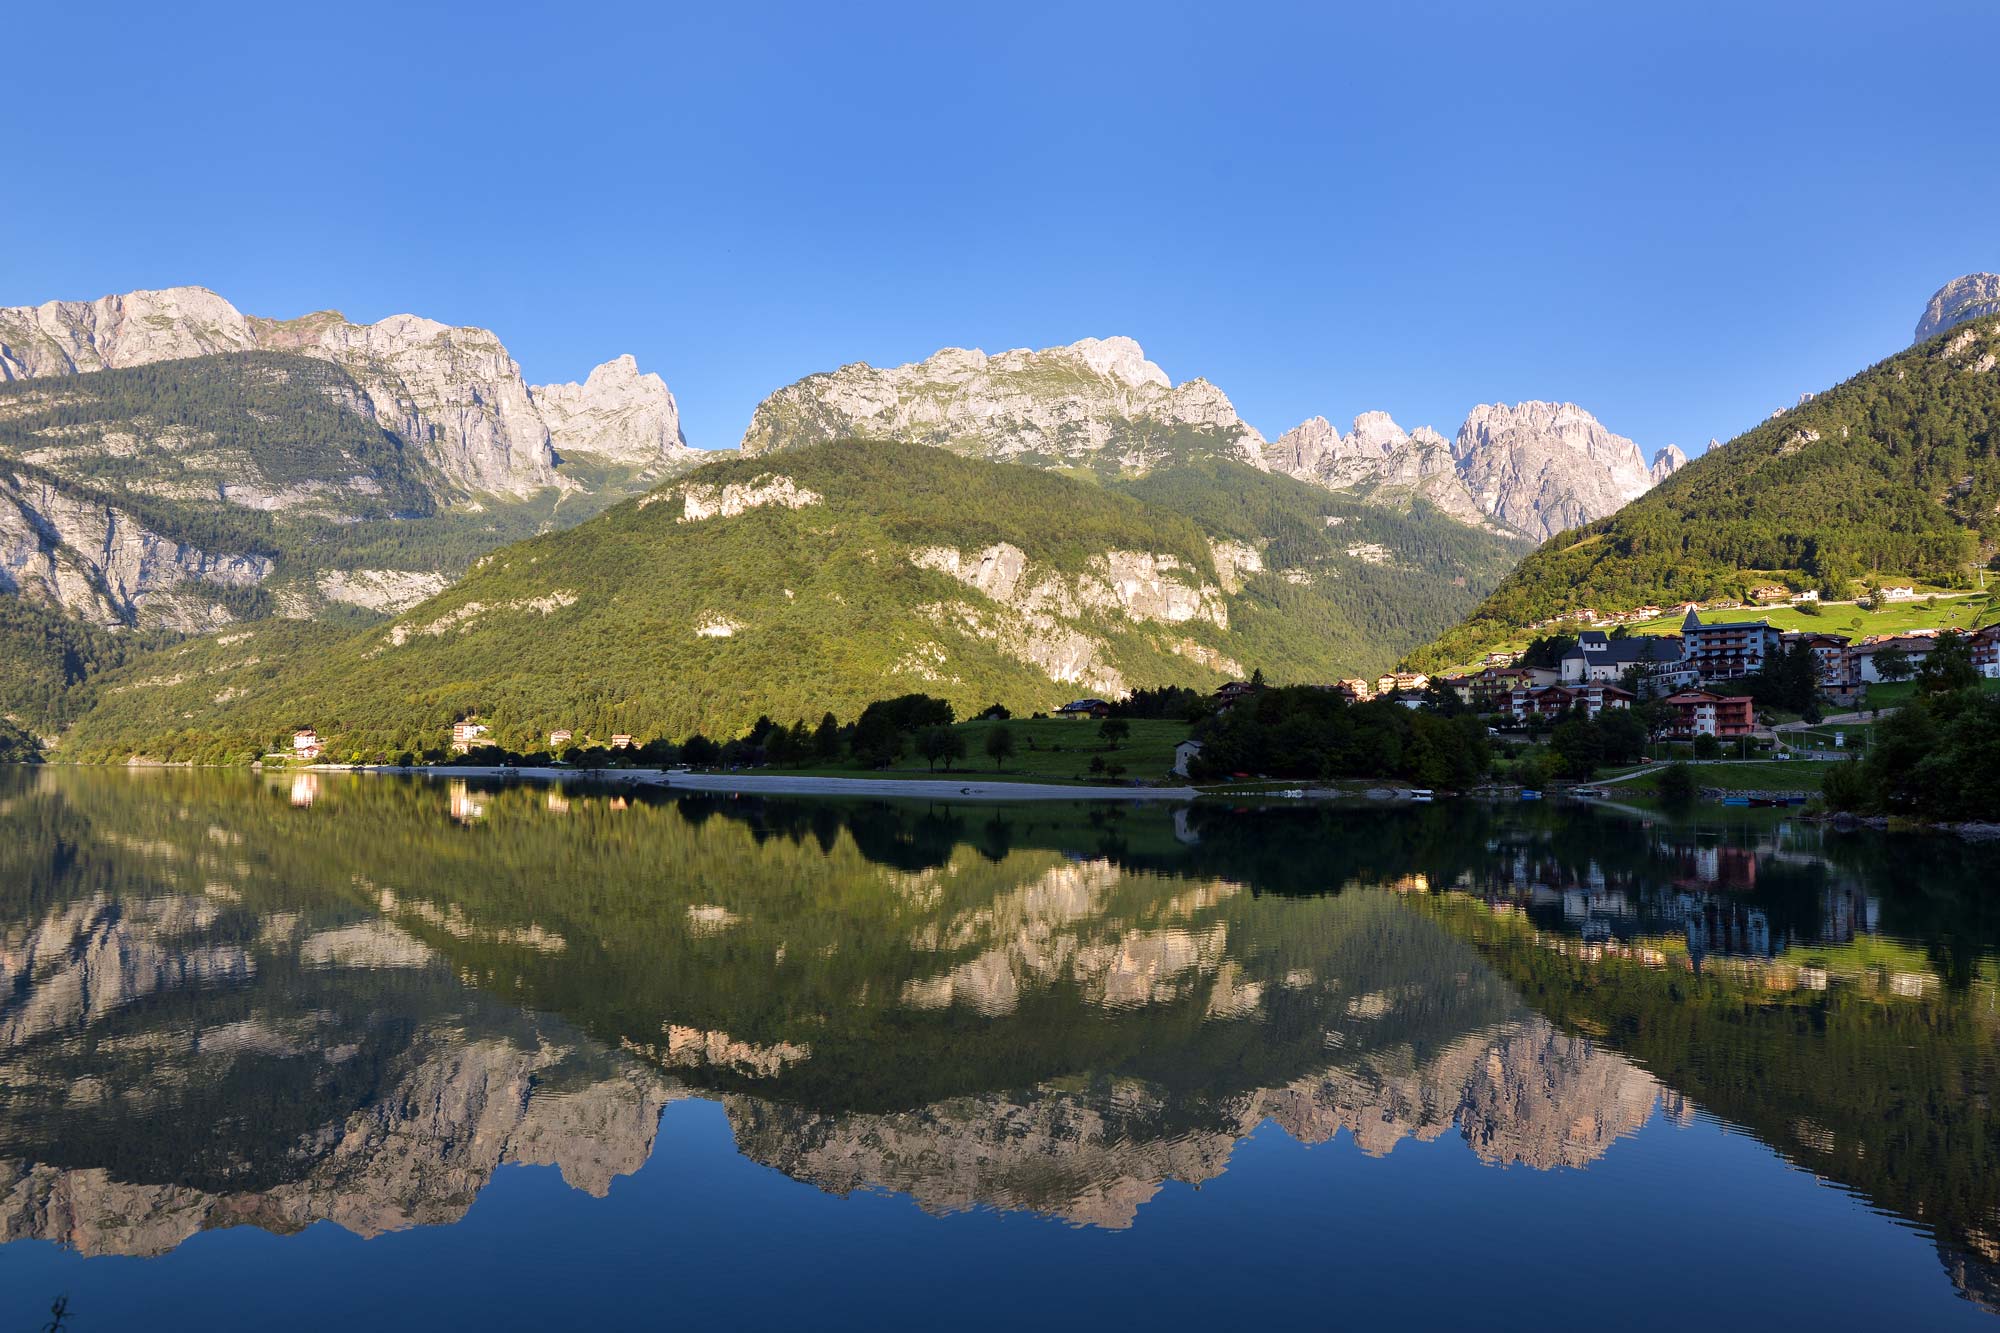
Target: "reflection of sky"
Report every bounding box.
[5,1099,1986,1332]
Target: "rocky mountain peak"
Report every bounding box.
[1916,273,2000,344]
[1650,444,1688,482]
[1070,335,1171,389]
[1348,411,1411,456]
[533,355,694,470]
[738,335,1266,472]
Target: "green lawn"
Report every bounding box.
[1625,759,1830,793]
[1859,676,2000,709]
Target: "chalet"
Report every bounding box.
[1782,631,1857,697]
[1335,678,1372,702]
[1788,589,1821,604]
[1661,690,1756,739]
[549,729,574,748]
[1482,651,1521,667]
[291,728,323,761]
[1055,698,1112,720]
[1213,680,1261,708]
[1680,607,1782,681]
[1461,664,1556,710]
[1559,631,1686,685]
[1172,739,1204,777]
[610,733,634,749]
[1509,683,1634,723]
[450,720,489,753]
[1879,585,1918,602]
[1747,584,1790,604]
[1972,624,2000,678]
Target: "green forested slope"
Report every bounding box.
[60,441,1521,761]
[1411,316,2000,668]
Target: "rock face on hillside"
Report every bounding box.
[741,336,1268,473]
[1266,403,1679,541]
[533,354,702,473]
[1452,401,1666,540]
[0,287,692,496]
[1916,274,2000,344]
[0,473,274,630]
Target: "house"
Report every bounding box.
[1680,607,1783,681]
[1335,678,1373,702]
[610,733,634,749]
[1747,584,1790,604]
[450,720,489,753]
[1972,624,2000,678]
[1172,739,1204,777]
[1879,585,1918,602]
[1559,631,1687,685]
[1482,651,1521,667]
[549,729,574,748]
[1661,690,1756,739]
[1056,698,1112,719]
[291,728,323,761]
[1852,634,1936,683]
[1789,589,1821,604]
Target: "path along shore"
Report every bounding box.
[328,764,1202,803]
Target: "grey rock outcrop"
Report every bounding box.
[532,353,702,473]
[1916,273,2000,344]
[740,335,1268,472]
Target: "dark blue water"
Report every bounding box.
[3,769,1996,1330]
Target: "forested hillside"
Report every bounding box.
[58,441,1522,761]
[1412,315,2000,668]
[0,353,667,729]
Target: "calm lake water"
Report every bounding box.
[4,767,2000,1330]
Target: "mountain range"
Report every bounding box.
[3,273,1995,751]
[740,333,1686,541]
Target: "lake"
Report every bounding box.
[4,767,1999,1330]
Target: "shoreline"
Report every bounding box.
[327,764,1204,803]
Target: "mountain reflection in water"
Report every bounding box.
[2,768,1998,1317]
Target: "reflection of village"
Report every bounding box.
[1437,824,1953,1002]
[3,767,1996,1316]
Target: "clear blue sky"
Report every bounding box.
[6,1,1996,455]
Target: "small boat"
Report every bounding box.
[1722,795,1750,807]
[1409,789,1435,803]
[1520,790,1542,801]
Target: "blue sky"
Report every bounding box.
[6,1,1996,455]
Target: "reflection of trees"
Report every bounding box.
[1424,891,2000,1313]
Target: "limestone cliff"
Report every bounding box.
[0,286,694,497]
[1916,273,2000,344]
[740,335,1268,473]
